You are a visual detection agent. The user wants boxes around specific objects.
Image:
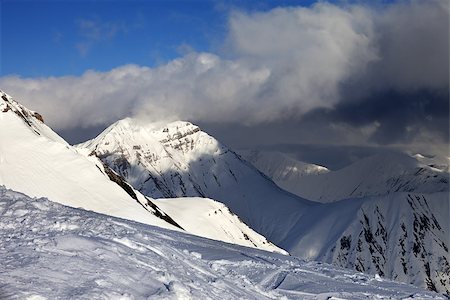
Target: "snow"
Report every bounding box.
[78,116,450,293]
[239,149,449,292]
[153,197,287,254]
[282,192,450,293]
[0,187,445,300]
[78,118,313,244]
[244,150,449,203]
[2,90,448,295]
[240,150,329,179]
[0,90,175,230]
[412,153,450,172]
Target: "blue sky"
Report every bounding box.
[1,0,322,77]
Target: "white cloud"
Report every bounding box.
[226,3,377,115]
[0,54,271,129]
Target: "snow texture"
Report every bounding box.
[241,150,449,293]
[153,197,286,254]
[240,150,330,191]
[0,187,445,300]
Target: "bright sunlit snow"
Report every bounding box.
[0,187,445,300]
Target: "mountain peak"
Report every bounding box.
[80,117,219,158]
[79,117,312,244]
[1,90,43,123]
[108,118,199,133]
[0,90,67,145]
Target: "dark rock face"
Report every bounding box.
[94,153,183,230]
[33,112,44,123]
[327,194,449,294]
[1,91,44,135]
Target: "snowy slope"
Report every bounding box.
[412,153,450,172]
[240,150,329,194]
[78,118,313,244]
[0,90,283,252]
[240,150,329,178]
[240,149,449,293]
[0,90,175,229]
[153,197,286,253]
[246,151,449,203]
[0,187,445,300]
[283,192,450,294]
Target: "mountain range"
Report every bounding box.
[241,150,448,203]
[1,90,448,296]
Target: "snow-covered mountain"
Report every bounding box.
[284,192,449,294]
[239,150,329,194]
[0,90,283,252]
[79,117,450,293]
[1,187,445,299]
[0,90,173,229]
[241,150,449,292]
[244,150,449,203]
[78,118,313,244]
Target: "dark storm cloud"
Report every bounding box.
[324,0,449,147]
[324,88,449,145]
[262,144,403,171]
[198,120,406,170]
[370,0,449,91]
[57,124,109,145]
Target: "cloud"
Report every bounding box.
[369,0,449,91]
[0,54,270,129]
[225,3,377,113]
[330,89,449,145]
[0,1,448,153]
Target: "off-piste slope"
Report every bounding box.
[0,187,445,300]
[3,89,448,293]
[0,90,172,229]
[79,118,313,244]
[153,197,284,252]
[283,192,449,294]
